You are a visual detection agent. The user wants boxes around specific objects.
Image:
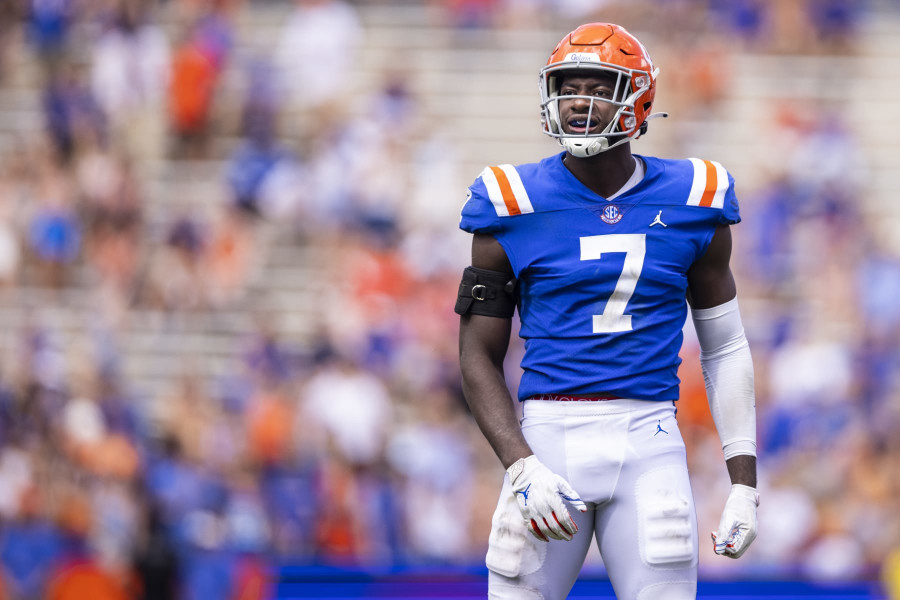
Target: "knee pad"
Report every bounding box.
[637,581,697,600]
[635,466,696,567]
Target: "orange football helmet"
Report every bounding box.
[540,23,666,157]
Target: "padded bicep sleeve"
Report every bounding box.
[455,266,517,318]
[691,298,757,459]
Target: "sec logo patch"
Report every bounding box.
[601,205,623,224]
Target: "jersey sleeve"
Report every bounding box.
[459,174,501,234]
[685,158,741,225]
[459,164,535,234]
[720,170,741,225]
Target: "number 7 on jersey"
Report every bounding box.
[580,234,646,333]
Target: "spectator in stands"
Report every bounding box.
[90,0,170,160]
[807,0,865,52]
[131,501,179,600]
[168,8,233,158]
[274,0,361,135]
[27,158,80,288]
[204,206,255,308]
[299,355,392,468]
[310,453,365,561]
[169,30,218,158]
[46,556,131,600]
[225,102,296,217]
[42,60,105,163]
[304,94,408,238]
[246,384,294,466]
[259,459,317,560]
[76,138,143,301]
[386,389,475,561]
[142,216,207,310]
[709,0,769,48]
[0,485,62,599]
[26,0,73,75]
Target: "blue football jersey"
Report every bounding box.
[459,152,741,402]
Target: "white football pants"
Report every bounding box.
[487,399,698,600]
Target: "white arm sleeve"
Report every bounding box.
[691,297,757,459]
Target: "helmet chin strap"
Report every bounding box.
[635,111,668,138]
[562,136,608,158]
[563,111,669,156]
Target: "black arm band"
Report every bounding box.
[455,266,517,318]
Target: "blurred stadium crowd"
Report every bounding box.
[0,0,897,598]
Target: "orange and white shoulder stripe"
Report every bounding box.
[686,158,729,209]
[479,165,534,217]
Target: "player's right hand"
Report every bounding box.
[507,455,587,542]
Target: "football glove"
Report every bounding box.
[507,455,587,542]
[711,484,759,558]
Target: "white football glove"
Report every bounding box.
[507,455,587,542]
[711,484,759,558]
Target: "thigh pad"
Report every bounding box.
[635,466,696,568]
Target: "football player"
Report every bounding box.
[457,23,758,600]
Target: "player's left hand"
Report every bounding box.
[711,484,759,559]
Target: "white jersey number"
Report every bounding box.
[580,234,646,333]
